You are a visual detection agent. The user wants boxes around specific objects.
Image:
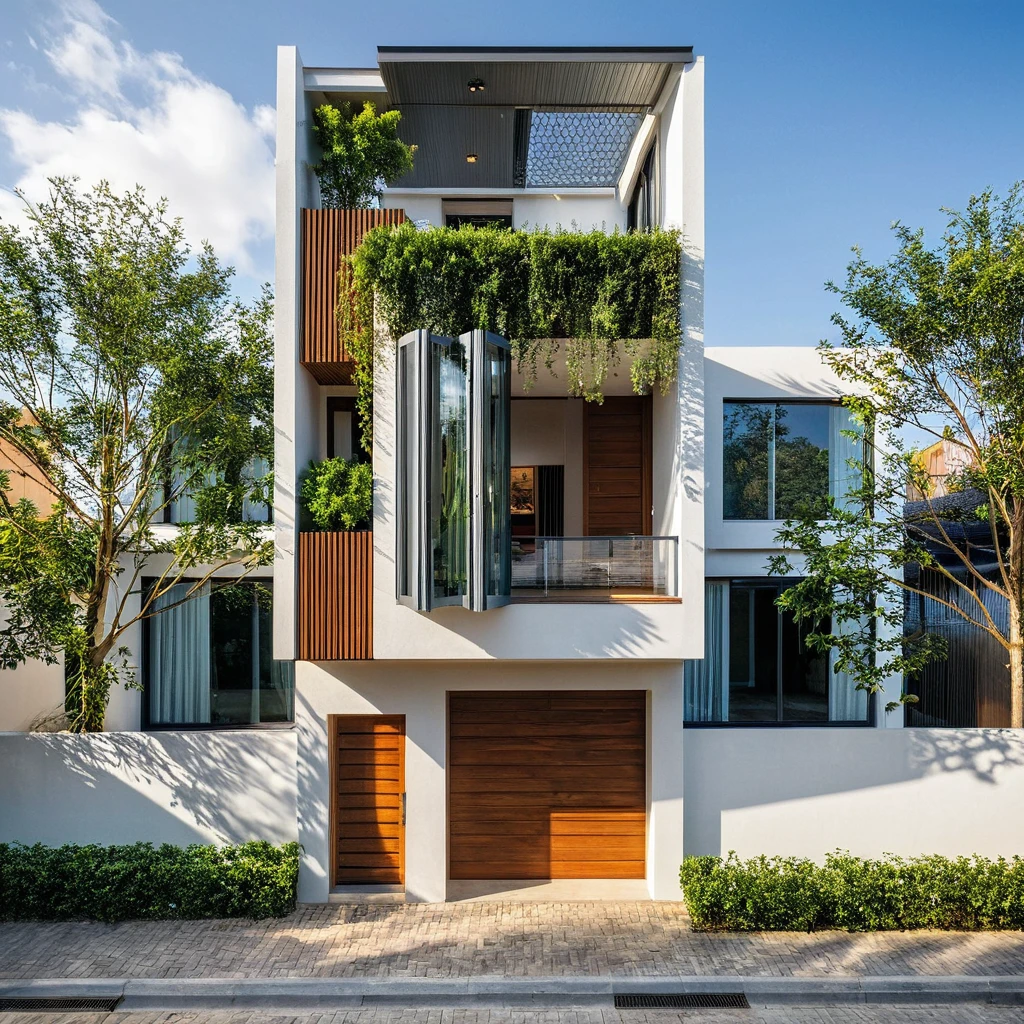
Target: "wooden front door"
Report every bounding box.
[448,691,646,880]
[331,714,405,886]
[583,395,653,536]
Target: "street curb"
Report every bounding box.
[2,975,1023,1009]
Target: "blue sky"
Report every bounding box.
[2,0,1023,345]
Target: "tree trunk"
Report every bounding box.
[1008,498,1024,730]
[1010,606,1024,730]
[66,648,112,733]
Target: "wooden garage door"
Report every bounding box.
[583,395,653,536]
[449,691,646,879]
[331,715,405,885]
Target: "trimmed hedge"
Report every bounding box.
[680,852,1024,931]
[0,841,300,922]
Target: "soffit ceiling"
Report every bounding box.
[365,49,691,190]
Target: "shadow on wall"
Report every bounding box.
[0,730,298,847]
[683,727,1024,859]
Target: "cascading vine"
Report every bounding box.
[338,223,683,454]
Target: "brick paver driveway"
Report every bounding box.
[2,903,1024,980]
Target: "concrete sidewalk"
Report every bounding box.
[2,903,1024,982]
[2,974,1024,1009]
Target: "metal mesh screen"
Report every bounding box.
[526,111,642,187]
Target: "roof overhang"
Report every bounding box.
[371,46,691,190]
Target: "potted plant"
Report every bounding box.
[297,457,374,660]
[300,103,415,382]
[311,102,416,210]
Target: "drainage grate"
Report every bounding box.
[0,997,123,1012]
[615,993,750,1009]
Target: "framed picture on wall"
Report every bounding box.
[511,466,535,514]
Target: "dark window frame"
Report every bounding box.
[627,142,657,232]
[141,576,294,732]
[684,575,875,729]
[722,397,854,522]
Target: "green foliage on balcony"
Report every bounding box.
[299,457,373,531]
[340,224,683,451]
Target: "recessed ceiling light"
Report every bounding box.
[466,153,478,163]
[468,78,485,92]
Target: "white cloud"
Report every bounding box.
[0,0,275,278]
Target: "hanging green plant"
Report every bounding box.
[338,223,682,452]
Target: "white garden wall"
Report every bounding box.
[0,730,297,848]
[684,727,1024,861]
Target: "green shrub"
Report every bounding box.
[680,851,1024,932]
[0,841,299,922]
[300,457,373,531]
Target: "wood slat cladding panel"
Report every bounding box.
[448,691,646,880]
[332,715,405,885]
[300,208,405,384]
[582,396,653,536]
[297,531,373,661]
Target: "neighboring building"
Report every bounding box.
[4,43,1024,900]
[906,438,974,500]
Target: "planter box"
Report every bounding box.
[297,530,373,660]
[300,207,405,384]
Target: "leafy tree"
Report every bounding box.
[0,178,273,732]
[770,186,1024,726]
[311,102,416,209]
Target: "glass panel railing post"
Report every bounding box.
[543,538,549,597]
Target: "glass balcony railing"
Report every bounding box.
[510,536,679,600]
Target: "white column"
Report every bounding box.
[649,674,685,899]
[403,687,448,903]
[273,46,319,660]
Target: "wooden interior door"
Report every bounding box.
[582,395,653,535]
[331,714,405,886]
[449,691,646,879]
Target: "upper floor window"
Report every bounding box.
[442,199,513,229]
[627,144,656,232]
[722,401,863,521]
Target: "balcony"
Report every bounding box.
[511,536,679,602]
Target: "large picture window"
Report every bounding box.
[145,579,293,728]
[723,401,863,520]
[684,579,869,725]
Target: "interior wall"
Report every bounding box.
[510,399,583,536]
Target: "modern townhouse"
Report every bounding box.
[2,42,1024,904]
